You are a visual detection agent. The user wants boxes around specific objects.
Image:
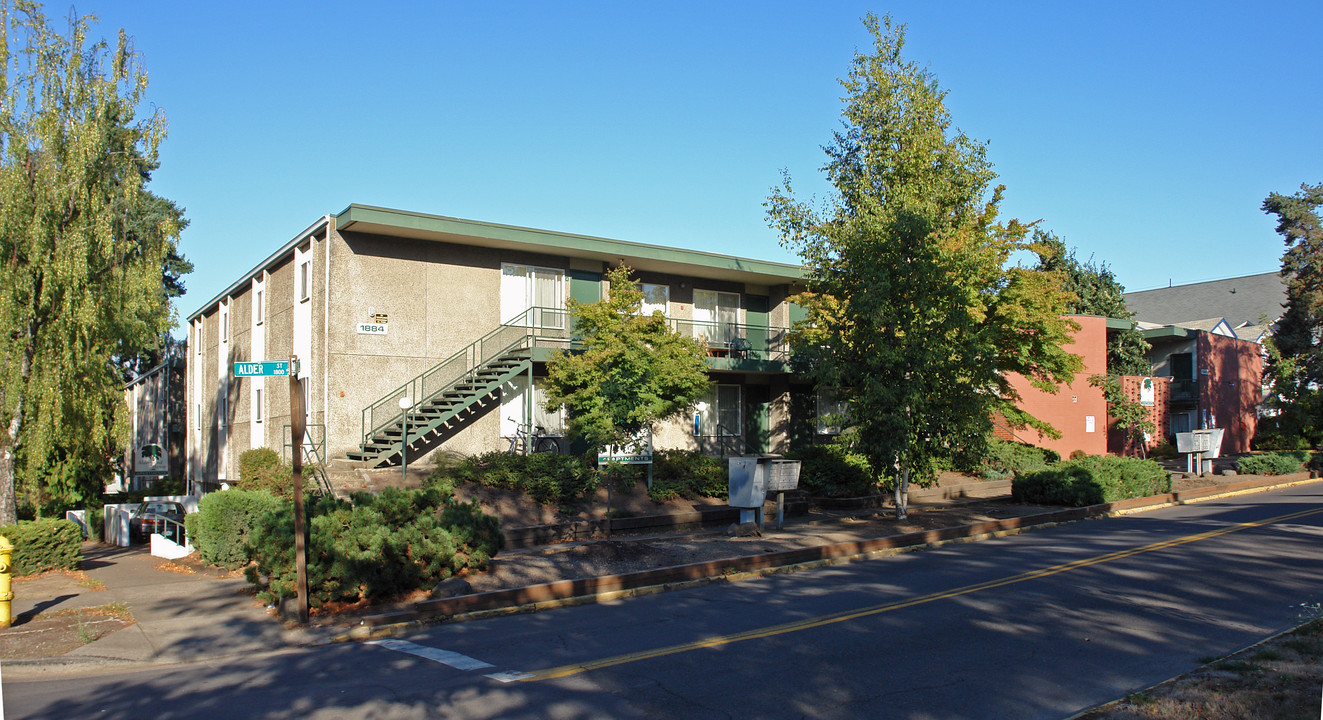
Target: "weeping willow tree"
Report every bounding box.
[766,14,1081,517]
[0,1,187,522]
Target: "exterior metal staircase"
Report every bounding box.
[346,307,567,468]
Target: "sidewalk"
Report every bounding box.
[5,543,333,676]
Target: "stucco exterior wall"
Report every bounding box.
[1004,315,1109,458]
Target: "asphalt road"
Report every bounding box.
[7,483,1323,719]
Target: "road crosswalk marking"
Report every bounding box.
[368,639,494,670]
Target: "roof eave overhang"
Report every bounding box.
[334,204,805,287]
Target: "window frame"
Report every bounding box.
[695,383,742,437]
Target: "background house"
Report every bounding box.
[119,355,187,491]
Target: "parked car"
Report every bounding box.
[130,501,186,543]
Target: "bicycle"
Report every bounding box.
[507,419,563,455]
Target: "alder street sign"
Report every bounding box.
[233,361,290,377]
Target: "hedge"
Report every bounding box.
[982,439,1060,481]
[0,518,83,576]
[431,451,599,507]
[1012,455,1170,507]
[186,489,285,570]
[785,442,880,498]
[1237,452,1308,476]
[245,486,504,606]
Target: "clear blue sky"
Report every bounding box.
[82,1,1321,327]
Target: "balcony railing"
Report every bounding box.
[666,319,791,363]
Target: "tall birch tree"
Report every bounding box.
[766,14,1081,517]
[0,1,186,522]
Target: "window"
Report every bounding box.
[693,290,740,346]
[695,384,741,436]
[195,321,203,355]
[220,303,229,343]
[255,289,264,325]
[816,388,849,435]
[641,283,669,317]
[501,263,565,328]
[218,393,227,428]
[254,388,263,423]
[1170,353,1193,380]
[299,260,311,302]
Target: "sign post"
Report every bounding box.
[289,358,308,625]
[233,357,307,624]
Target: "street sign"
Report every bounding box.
[234,361,290,377]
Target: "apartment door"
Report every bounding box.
[501,263,565,328]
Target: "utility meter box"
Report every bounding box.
[728,457,768,509]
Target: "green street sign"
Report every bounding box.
[234,361,290,377]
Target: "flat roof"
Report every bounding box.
[334,204,805,286]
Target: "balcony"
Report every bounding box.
[668,319,792,372]
[1169,379,1197,406]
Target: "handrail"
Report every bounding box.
[149,514,188,547]
[359,306,570,452]
[666,319,791,362]
[713,422,746,457]
[284,424,334,495]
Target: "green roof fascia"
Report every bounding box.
[705,357,792,374]
[1139,326,1198,341]
[335,204,804,284]
[1105,317,1138,330]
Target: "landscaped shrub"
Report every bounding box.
[982,438,1060,481]
[0,518,82,576]
[1237,452,1308,476]
[244,486,504,607]
[432,451,599,507]
[786,442,880,498]
[235,448,317,498]
[644,449,728,503]
[186,489,284,570]
[1012,455,1170,507]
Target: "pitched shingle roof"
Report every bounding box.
[1123,272,1286,328]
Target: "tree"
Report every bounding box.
[1261,183,1323,447]
[765,14,1081,517]
[542,265,710,454]
[1088,374,1155,456]
[0,1,187,522]
[1033,230,1151,375]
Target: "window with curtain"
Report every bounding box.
[641,283,669,317]
[501,263,566,328]
[692,290,740,346]
[695,384,741,436]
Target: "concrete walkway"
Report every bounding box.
[7,543,330,674]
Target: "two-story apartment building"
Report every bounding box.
[186,205,815,492]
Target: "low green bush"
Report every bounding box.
[1237,452,1308,476]
[643,449,728,503]
[1012,455,1170,507]
[432,451,599,507]
[245,486,504,606]
[235,448,317,498]
[186,489,284,570]
[0,518,82,576]
[786,442,880,498]
[982,438,1060,481]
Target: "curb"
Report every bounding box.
[331,473,1322,643]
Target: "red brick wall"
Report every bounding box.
[1198,334,1262,454]
[1108,376,1170,457]
[1005,315,1108,458]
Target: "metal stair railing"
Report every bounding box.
[713,422,747,457]
[283,423,334,496]
[358,306,571,455]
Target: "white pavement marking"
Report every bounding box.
[485,671,536,683]
[368,639,495,671]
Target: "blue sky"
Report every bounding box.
[81,1,1321,327]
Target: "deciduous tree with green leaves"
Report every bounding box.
[0,1,187,523]
[766,14,1081,517]
[542,265,710,454]
[1033,230,1151,376]
[1261,182,1323,447]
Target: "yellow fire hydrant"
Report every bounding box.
[0,534,13,628]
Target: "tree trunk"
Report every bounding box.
[895,463,910,520]
[0,443,17,526]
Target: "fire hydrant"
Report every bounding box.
[0,534,13,628]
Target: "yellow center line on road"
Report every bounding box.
[516,505,1323,682]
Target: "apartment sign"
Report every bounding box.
[357,322,388,335]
